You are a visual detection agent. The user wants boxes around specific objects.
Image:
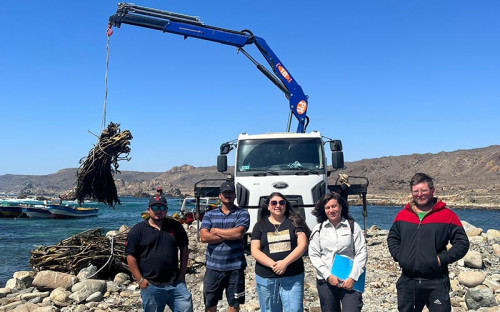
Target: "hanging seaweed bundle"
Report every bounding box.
[75,122,132,207]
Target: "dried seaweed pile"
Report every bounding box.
[75,122,133,207]
[30,228,129,279]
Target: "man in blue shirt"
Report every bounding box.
[201,181,250,312]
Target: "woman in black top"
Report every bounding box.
[251,192,310,312]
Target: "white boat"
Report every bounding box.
[22,204,53,218]
[180,197,220,213]
[47,205,99,218]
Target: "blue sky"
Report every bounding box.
[1,1,498,175]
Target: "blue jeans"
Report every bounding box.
[141,281,193,312]
[256,273,304,312]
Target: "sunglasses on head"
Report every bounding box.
[270,200,286,206]
[150,205,167,212]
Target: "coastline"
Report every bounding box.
[360,193,500,210]
[1,222,499,311]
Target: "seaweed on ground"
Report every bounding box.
[75,122,132,208]
[29,228,130,279]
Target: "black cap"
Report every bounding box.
[219,181,235,193]
[148,195,168,207]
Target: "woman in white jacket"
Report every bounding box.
[308,192,367,312]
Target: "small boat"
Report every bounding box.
[47,205,99,218]
[175,197,220,224]
[0,204,27,218]
[22,204,53,218]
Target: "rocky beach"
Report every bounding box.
[1,221,499,312]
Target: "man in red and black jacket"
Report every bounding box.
[387,173,469,312]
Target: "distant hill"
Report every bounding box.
[1,145,499,208]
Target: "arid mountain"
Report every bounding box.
[336,145,500,208]
[1,145,499,208]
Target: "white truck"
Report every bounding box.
[217,131,345,236]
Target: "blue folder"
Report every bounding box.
[330,254,366,293]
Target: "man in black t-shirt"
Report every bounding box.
[126,195,193,312]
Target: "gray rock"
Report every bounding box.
[462,220,478,232]
[487,229,500,244]
[33,270,77,290]
[464,250,484,269]
[476,307,500,312]
[86,291,103,302]
[6,286,34,299]
[28,296,42,304]
[0,300,23,311]
[73,305,88,312]
[106,281,121,293]
[32,307,59,312]
[458,271,487,287]
[450,279,460,291]
[113,272,130,284]
[118,225,130,233]
[0,287,11,298]
[20,291,49,301]
[5,278,26,291]
[50,287,71,303]
[71,279,106,293]
[13,271,34,286]
[10,302,38,312]
[483,279,500,292]
[493,243,500,256]
[467,228,484,237]
[85,302,100,308]
[369,225,381,231]
[77,264,98,280]
[469,236,488,245]
[106,230,118,237]
[69,288,94,303]
[465,286,497,310]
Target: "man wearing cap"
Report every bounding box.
[200,181,250,312]
[126,195,193,312]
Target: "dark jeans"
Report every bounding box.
[316,279,363,312]
[203,268,245,308]
[396,275,451,312]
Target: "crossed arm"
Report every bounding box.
[200,226,247,244]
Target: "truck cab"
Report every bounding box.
[218,131,344,237]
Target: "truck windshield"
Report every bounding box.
[236,138,324,172]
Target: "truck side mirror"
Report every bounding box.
[329,140,343,152]
[329,140,344,168]
[220,143,232,155]
[332,151,344,169]
[217,155,227,172]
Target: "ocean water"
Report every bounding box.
[1,197,498,286]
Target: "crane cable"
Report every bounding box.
[102,25,113,131]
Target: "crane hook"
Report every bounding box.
[106,24,113,36]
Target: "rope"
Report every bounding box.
[86,235,115,279]
[13,210,25,221]
[101,26,113,132]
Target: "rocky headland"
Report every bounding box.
[1,221,499,312]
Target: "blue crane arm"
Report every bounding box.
[109,3,309,133]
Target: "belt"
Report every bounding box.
[149,280,176,287]
[402,274,446,281]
